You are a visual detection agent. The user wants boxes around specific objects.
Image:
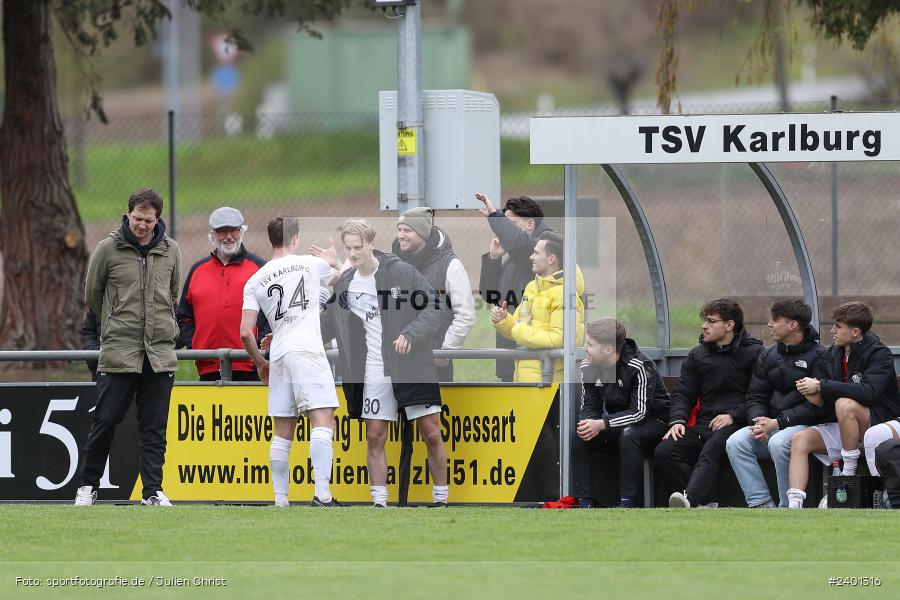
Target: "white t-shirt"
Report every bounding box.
[346,264,386,382]
[242,254,333,362]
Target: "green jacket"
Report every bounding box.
[85,220,182,373]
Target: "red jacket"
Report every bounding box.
[177,246,268,375]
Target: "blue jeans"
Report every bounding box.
[725,424,808,507]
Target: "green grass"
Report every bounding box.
[71,129,384,222]
[1,506,898,598]
[70,132,560,222]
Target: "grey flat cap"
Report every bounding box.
[209,207,245,229]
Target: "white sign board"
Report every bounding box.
[531,113,900,164]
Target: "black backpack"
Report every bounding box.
[875,438,900,508]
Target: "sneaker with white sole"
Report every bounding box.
[74,486,97,506]
[818,495,828,509]
[141,491,173,506]
[668,491,691,508]
[274,495,290,508]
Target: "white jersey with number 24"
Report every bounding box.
[242,254,333,362]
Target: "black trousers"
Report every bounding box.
[653,421,741,505]
[199,370,259,382]
[80,356,174,499]
[572,418,668,500]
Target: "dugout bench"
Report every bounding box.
[584,376,839,508]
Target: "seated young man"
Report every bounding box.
[571,319,670,508]
[787,301,900,508]
[655,299,763,508]
[725,299,833,508]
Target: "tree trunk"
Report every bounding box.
[0,0,87,350]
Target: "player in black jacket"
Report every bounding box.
[572,319,670,508]
[316,219,449,507]
[476,193,554,381]
[725,299,833,508]
[655,299,763,508]
[788,301,900,508]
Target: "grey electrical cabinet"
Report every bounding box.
[379,89,500,211]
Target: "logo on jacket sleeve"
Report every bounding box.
[852,373,862,383]
[794,359,808,369]
[618,379,624,387]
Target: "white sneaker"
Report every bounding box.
[274,495,290,508]
[74,486,97,506]
[818,495,828,509]
[141,491,173,506]
[668,491,691,508]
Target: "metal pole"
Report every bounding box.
[395,1,424,506]
[830,95,839,296]
[162,0,179,116]
[396,1,425,213]
[560,165,578,498]
[168,110,176,238]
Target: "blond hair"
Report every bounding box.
[341,219,376,243]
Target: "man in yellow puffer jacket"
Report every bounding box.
[491,231,584,382]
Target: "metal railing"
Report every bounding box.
[0,348,568,384]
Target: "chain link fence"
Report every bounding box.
[65,98,900,381]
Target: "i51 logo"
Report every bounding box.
[0,397,117,490]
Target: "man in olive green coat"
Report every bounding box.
[75,188,182,506]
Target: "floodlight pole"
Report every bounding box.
[392,0,424,508]
[396,1,425,213]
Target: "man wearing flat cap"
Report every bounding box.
[177,207,269,380]
[392,207,475,382]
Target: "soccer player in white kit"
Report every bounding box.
[240,216,343,507]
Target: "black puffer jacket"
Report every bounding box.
[820,331,900,426]
[479,211,554,380]
[670,328,764,427]
[322,251,445,419]
[745,326,834,428]
[579,338,670,428]
[479,211,553,310]
[392,226,456,348]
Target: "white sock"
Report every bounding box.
[270,436,292,502]
[841,448,860,475]
[371,485,388,506]
[433,485,449,504]
[787,488,806,509]
[864,422,900,475]
[310,427,334,503]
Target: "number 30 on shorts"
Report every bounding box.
[363,397,380,415]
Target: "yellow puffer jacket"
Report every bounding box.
[493,267,585,382]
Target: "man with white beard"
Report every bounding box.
[177,207,269,380]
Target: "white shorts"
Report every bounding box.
[362,377,441,422]
[811,422,854,465]
[268,352,339,417]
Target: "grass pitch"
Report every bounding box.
[1,505,898,599]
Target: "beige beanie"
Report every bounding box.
[397,206,434,241]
